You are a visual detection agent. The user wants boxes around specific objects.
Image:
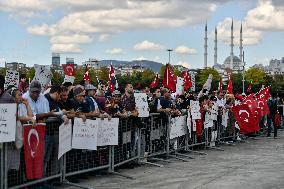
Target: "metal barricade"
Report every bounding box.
[6,118,62,189]
[1,143,4,189]
[112,117,141,169]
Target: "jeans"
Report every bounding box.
[43,135,59,177]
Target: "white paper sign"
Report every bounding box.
[204,111,213,129]
[32,65,53,91]
[58,122,72,159]
[190,100,201,120]
[0,104,17,143]
[170,116,187,139]
[134,93,149,117]
[97,118,119,146]
[176,77,183,95]
[4,70,19,90]
[64,75,75,84]
[72,118,98,150]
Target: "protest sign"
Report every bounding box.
[134,93,149,117]
[72,118,98,150]
[170,116,187,139]
[0,104,17,143]
[190,100,201,120]
[58,122,72,159]
[4,70,19,90]
[97,118,119,146]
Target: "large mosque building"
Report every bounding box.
[204,20,244,73]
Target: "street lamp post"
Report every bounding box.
[167,49,173,64]
[242,51,246,95]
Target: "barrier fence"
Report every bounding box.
[1,111,244,189]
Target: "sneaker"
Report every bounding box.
[274,137,278,139]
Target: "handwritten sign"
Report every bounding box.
[72,118,98,150]
[204,111,213,129]
[32,65,53,91]
[222,111,228,128]
[58,122,72,159]
[97,118,119,146]
[211,103,218,121]
[192,120,197,132]
[187,112,192,137]
[190,100,201,120]
[189,71,195,92]
[64,75,75,84]
[0,104,17,143]
[170,116,187,139]
[134,93,149,117]
[4,70,19,90]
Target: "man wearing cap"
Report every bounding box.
[69,85,99,119]
[105,90,124,117]
[0,75,14,103]
[22,81,55,121]
[85,84,99,113]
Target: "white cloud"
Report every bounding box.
[176,61,191,68]
[245,0,284,31]
[215,18,263,46]
[133,56,146,61]
[27,24,55,36]
[50,34,93,44]
[154,56,160,61]
[0,57,5,64]
[98,34,110,42]
[105,48,123,55]
[175,45,197,54]
[134,40,164,51]
[51,44,81,53]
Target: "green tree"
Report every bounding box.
[51,69,63,85]
[141,69,155,87]
[245,67,266,86]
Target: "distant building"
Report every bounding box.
[5,62,26,71]
[253,57,284,75]
[66,57,75,64]
[115,63,146,75]
[52,53,60,67]
[82,58,100,70]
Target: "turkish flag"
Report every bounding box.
[150,74,159,88]
[256,86,270,101]
[232,104,259,134]
[108,64,116,93]
[24,124,46,180]
[62,64,75,76]
[163,64,177,92]
[226,73,233,94]
[83,65,90,81]
[183,70,192,91]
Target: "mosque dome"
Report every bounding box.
[223,55,243,71]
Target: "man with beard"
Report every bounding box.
[121,84,138,117]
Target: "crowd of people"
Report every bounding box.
[0,73,283,188]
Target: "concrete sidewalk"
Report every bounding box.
[61,131,284,189]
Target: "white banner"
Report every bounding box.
[58,122,72,159]
[64,75,75,84]
[97,118,119,146]
[190,100,201,120]
[134,93,149,117]
[211,103,218,121]
[72,118,98,150]
[4,70,19,90]
[222,111,228,128]
[0,104,17,143]
[187,112,192,137]
[192,120,197,132]
[170,116,187,139]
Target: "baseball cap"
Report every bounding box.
[29,81,41,92]
[112,90,121,96]
[73,85,85,96]
[85,84,96,91]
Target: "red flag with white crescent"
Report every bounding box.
[163,64,177,92]
[62,64,75,76]
[83,65,90,81]
[183,70,192,91]
[24,124,45,179]
[108,64,116,93]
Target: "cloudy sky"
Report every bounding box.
[0,0,283,68]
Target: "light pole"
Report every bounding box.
[167,49,173,64]
[242,51,246,95]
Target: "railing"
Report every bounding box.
[0,111,246,189]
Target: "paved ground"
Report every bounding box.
[61,131,284,189]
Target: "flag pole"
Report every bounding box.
[242,50,245,96]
